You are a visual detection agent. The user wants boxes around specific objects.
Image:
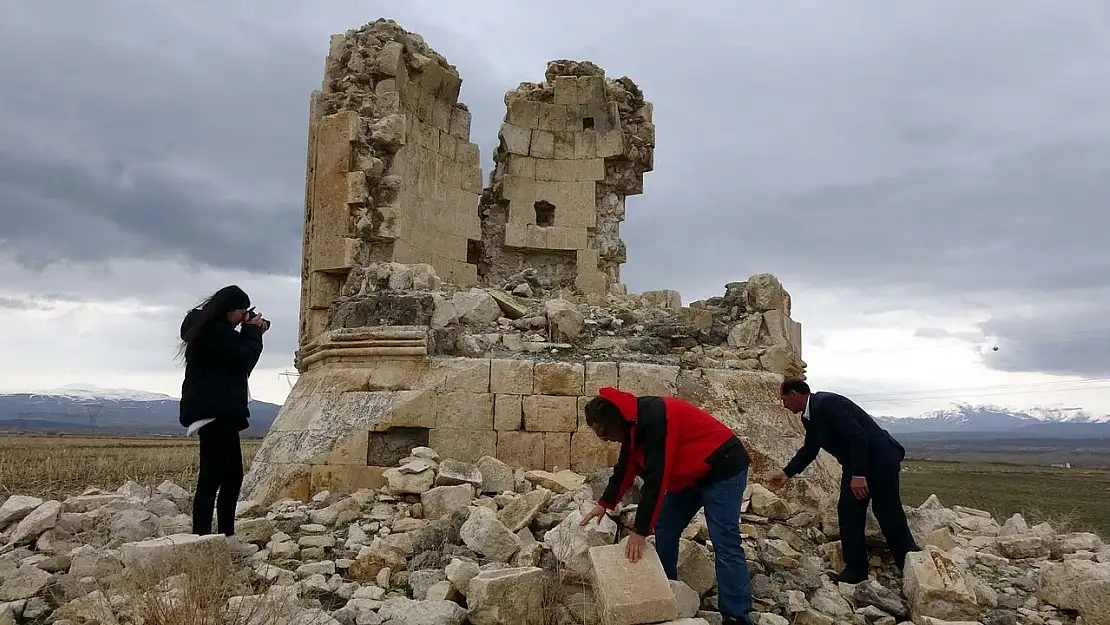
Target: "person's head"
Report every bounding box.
[180,285,251,348]
[780,379,811,414]
[583,396,629,443]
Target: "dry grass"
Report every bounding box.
[0,435,262,498]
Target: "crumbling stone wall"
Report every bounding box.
[299,19,483,348]
[476,61,654,295]
[243,357,837,506]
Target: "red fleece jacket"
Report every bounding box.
[596,387,742,536]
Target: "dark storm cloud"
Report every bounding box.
[2,0,1110,385]
[977,296,1110,378]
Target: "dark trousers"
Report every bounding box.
[838,461,919,574]
[192,420,244,536]
[655,469,753,619]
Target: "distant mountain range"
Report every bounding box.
[875,403,1110,440]
[3,385,1110,442]
[0,384,279,438]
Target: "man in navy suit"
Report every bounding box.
[767,380,919,583]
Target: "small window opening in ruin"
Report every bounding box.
[583,117,595,130]
[534,201,556,227]
[466,239,483,266]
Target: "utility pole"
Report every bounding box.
[84,403,103,435]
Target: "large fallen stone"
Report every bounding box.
[903,546,979,621]
[747,484,790,520]
[1037,558,1110,610]
[996,534,1050,560]
[421,485,474,521]
[1076,577,1110,625]
[383,465,435,495]
[476,456,514,494]
[524,469,585,494]
[378,597,467,625]
[5,500,61,546]
[459,506,519,562]
[119,533,229,572]
[0,566,52,602]
[435,459,483,489]
[669,580,700,618]
[0,496,43,528]
[467,566,545,625]
[589,542,679,625]
[545,506,617,579]
[497,488,552,533]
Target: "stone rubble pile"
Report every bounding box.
[1,449,1106,625]
[337,261,804,377]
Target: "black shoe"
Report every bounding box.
[830,569,868,584]
[722,615,755,625]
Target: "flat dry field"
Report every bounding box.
[2,436,1108,537]
[0,434,262,498]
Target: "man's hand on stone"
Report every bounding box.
[625,533,646,563]
[579,504,606,527]
[766,470,789,492]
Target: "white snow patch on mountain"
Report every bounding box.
[5,384,174,403]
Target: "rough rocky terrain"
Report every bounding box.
[1,448,1106,625]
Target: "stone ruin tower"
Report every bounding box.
[242,19,833,506]
[476,61,654,296]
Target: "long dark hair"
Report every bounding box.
[175,285,251,361]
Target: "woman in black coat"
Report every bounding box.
[178,285,268,542]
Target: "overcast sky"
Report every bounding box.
[2,0,1109,418]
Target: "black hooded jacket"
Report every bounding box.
[179,309,264,431]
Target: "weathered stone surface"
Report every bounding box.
[0,496,43,528]
[589,542,679,625]
[524,469,584,493]
[497,488,552,533]
[545,506,617,579]
[119,533,229,571]
[467,566,545,625]
[903,546,979,621]
[421,485,474,520]
[459,506,519,562]
[475,456,514,494]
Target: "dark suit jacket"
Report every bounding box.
[783,391,905,478]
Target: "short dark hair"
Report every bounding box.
[781,379,811,395]
[584,397,624,429]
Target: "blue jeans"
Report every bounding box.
[654,469,752,619]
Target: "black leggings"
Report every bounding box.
[192,420,244,536]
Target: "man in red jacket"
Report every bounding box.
[579,387,754,625]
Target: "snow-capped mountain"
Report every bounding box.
[876,403,1110,438]
[0,384,279,437]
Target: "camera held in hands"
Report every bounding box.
[245,307,271,331]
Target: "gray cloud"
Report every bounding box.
[914,328,984,343]
[977,294,1110,378]
[0,297,52,311]
[2,0,1110,388]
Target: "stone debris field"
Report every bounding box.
[1,446,1109,624]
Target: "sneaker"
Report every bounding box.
[226,535,259,557]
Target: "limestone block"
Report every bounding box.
[501,123,531,156]
[534,362,585,395]
[727,315,762,348]
[460,506,520,562]
[507,156,536,179]
[530,129,555,159]
[577,76,605,104]
[745,274,785,311]
[545,506,617,579]
[421,484,475,520]
[575,271,609,296]
[698,369,782,404]
[429,429,497,464]
[508,98,539,129]
[543,432,571,472]
[585,362,618,395]
[120,534,229,573]
[433,358,492,393]
[502,175,536,202]
[375,41,404,77]
[538,103,568,131]
[496,431,544,469]
[494,394,523,431]
[1038,559,1110,610]
[523,395,578,432]
[435,391,494,430]
[449,106,472,140]
[570,428,620,473]
[385,390,437,429]
[574,131,598,159]
[553,131,575,159]
[310,464,386,495]
[589,542,680,625]
[347,171,369,205]
[577,158,605,181]
[618,363,680,397]
[467,566,546,625]
[554,75,579,105]
[318,430,370,465]
[597,130,625,158]
[491,359,534,394]
[902,546,979,621]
